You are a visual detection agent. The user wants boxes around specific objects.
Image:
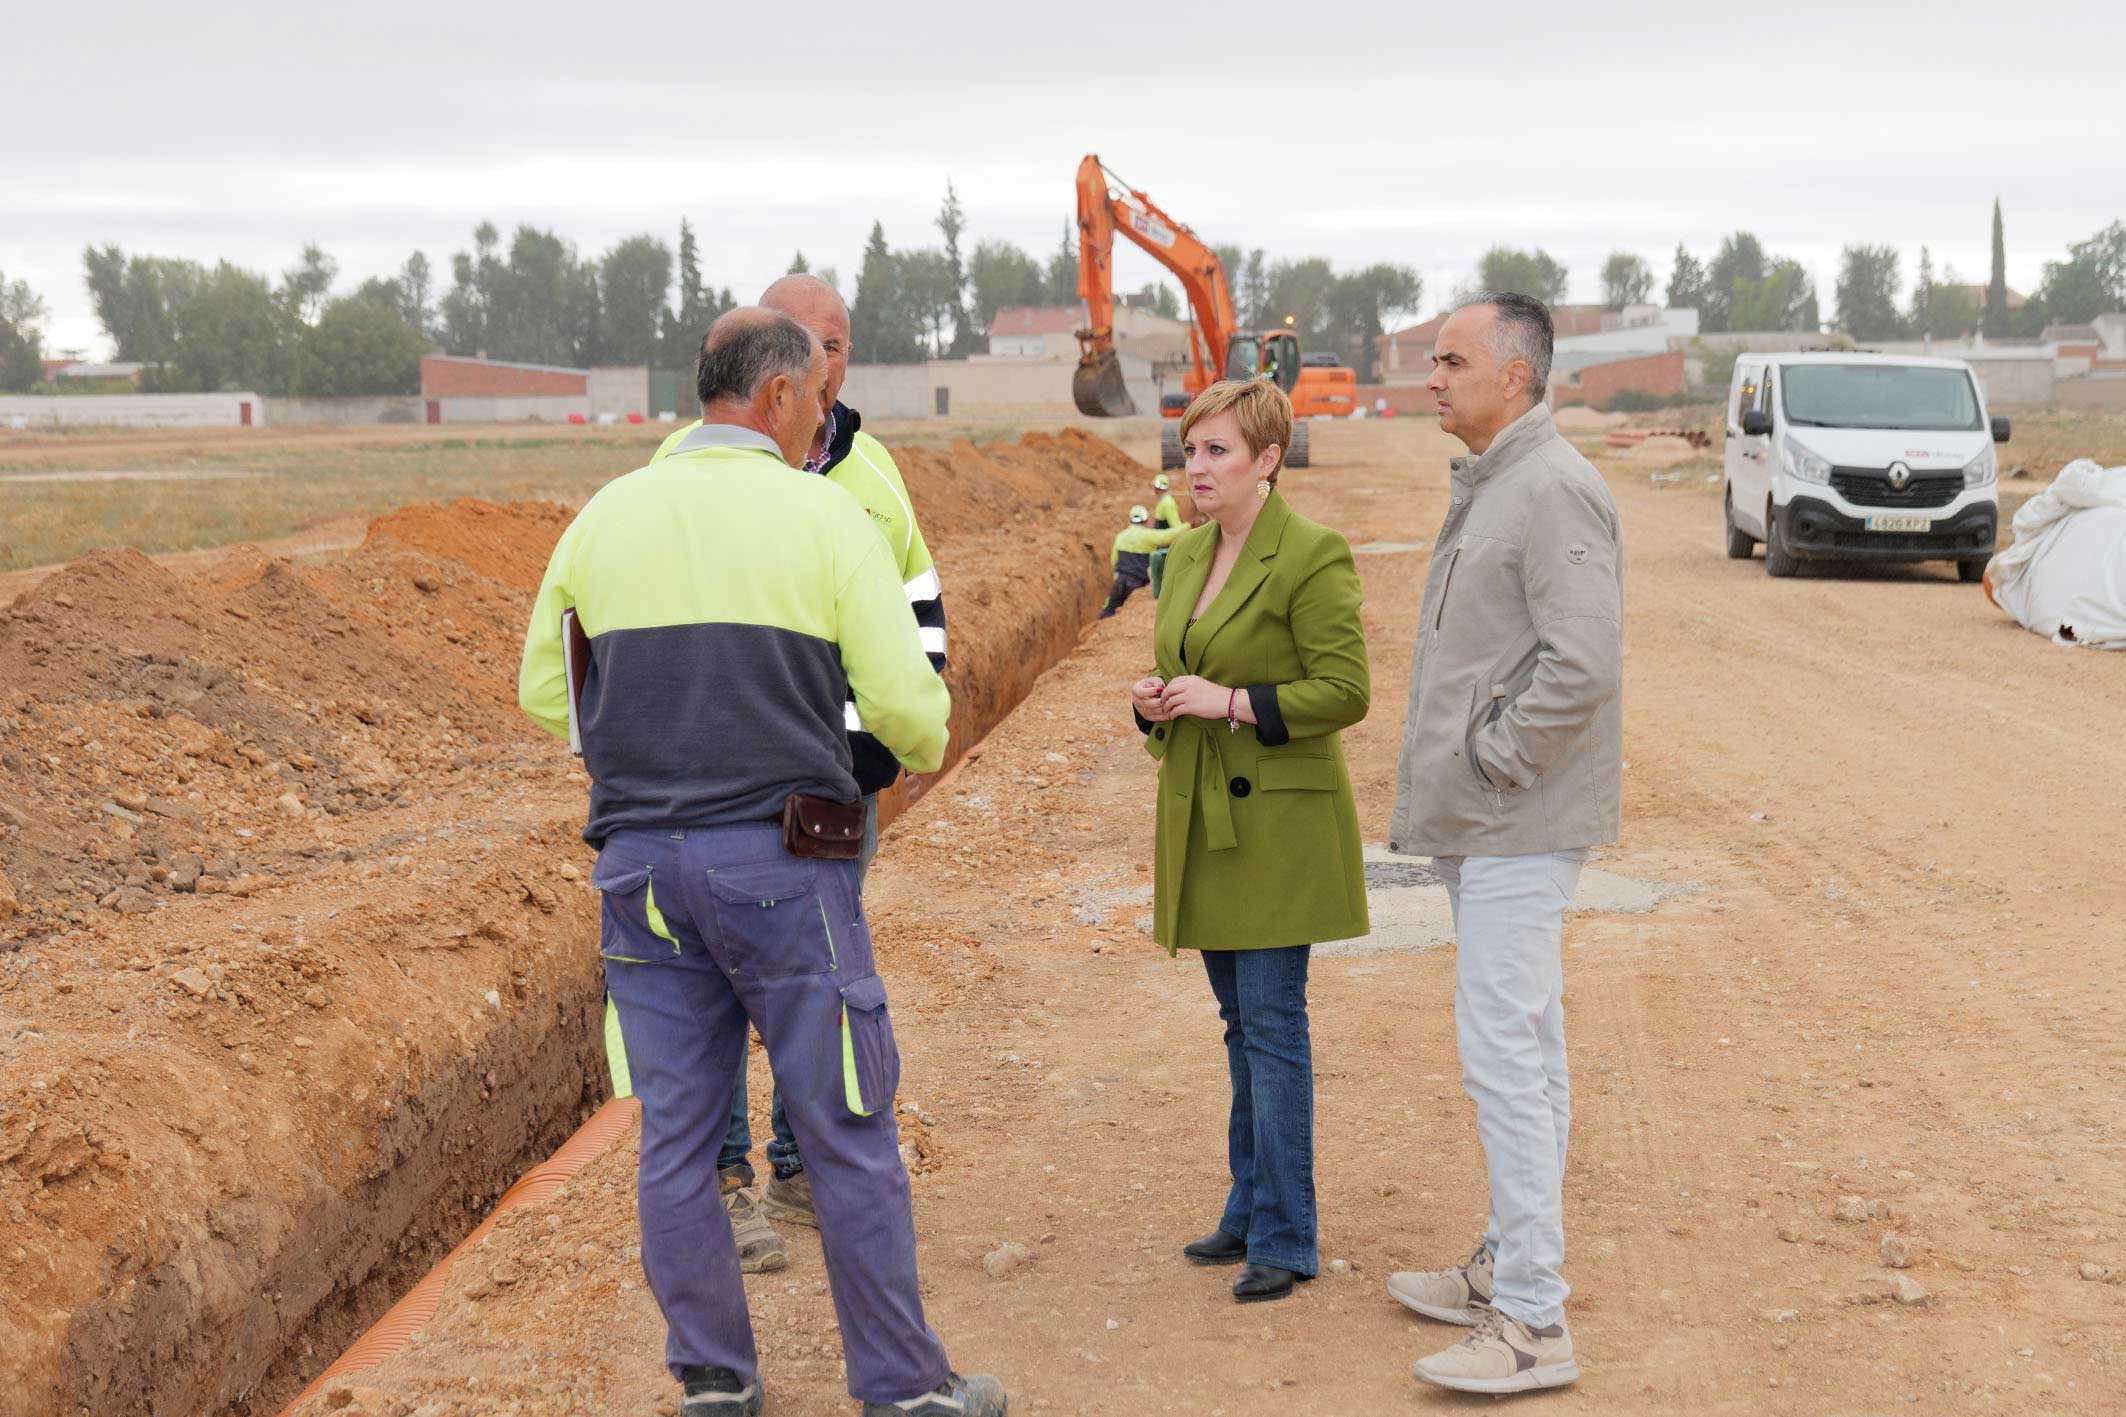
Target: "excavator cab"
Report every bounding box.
[1224,334,1261,384]
[1261,331,1302,394]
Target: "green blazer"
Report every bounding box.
[1142,490,1371,953]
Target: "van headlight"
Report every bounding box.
[1780,435,1831,485]
[1963,444,1997,487]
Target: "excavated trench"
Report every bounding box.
[0,429,1152,1417]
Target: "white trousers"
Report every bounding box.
[1434,849,1587,1328]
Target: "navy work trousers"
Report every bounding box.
[595,823,947,1402]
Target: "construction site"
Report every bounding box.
[5,15,2126,1392]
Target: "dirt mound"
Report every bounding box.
[362,499,576,593]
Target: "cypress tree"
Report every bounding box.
[1982,199,2009,340]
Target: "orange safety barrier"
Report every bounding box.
[276,1097,642,1414]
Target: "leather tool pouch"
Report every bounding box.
[782,793,865,860]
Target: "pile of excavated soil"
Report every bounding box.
[0,430,1146,1417]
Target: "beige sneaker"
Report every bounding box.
[761,1168,818,1229]
[721,1173,788,1274]
[1386,1241,1494,1325]
[1412,1306,1579,1393]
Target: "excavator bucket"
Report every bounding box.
[1072,349,1137,417]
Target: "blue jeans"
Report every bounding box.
[1201,944,1317,1275]
[720,793,881,1183]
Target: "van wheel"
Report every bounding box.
[1957,557,1987,584]
[1763,504,1800,578]
[1725,485,1754,559]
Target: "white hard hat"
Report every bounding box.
[1152,474,1171,491]
[1129,505,1149,524]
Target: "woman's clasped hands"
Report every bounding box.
[1132,674,1246,724]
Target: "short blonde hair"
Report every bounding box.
[1179,379,1293,484]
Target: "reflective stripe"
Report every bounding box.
[604,995,633,1099]
[853,441,918,560]
[643,876,679,951]
[843,702,864,732]
[903,567,942,603]
[918,626,947,656]
[817,898,838,969]
[841,1005,872,1115]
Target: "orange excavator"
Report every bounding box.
[1071,153,1355,470]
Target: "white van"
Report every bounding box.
[1723,352,2007,581]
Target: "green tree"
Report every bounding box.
[1702,232,1767,333]
[439,221,503,356]
[2034,221,2126,325]
[851,221,924,365]
[1045,219,1079,307]
[1599,252,1654,310]
[82,246,203,367]
[493,226,598,366]
[172,261,295,394]
[787,250,810,275]
[1240,250,1270,327]
[396,252,434,342]
[1665,245,1708,315]
[596,234,673,367]
[1835,244,1906,340]
[1983,199,2010,340]
[900,249,960,358]
[1152,282,1181,320]
[1730,258,1815,333]
[1327,263,1423,381]
[935,181,978,356]
[299,290,426,395]
[968,239,1045,334]
[279,243,337,324]
[0,269,46,391]
[1475,246,1569,305]
[1263,257,1340,345]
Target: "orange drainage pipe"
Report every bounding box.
[277,728,1011,1412]
[276,1096,642,1414]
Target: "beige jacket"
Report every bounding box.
[1389,403,1623,858]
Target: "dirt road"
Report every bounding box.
[273,416,2124,1415]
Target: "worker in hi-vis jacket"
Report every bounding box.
[1102,504,1187,619]
[517,307,1005,1417]
[1150,473,1187,597]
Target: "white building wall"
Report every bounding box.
[0,393,264,429]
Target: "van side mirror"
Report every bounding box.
[1740,409,1772,437]
[1991,415,2011,443]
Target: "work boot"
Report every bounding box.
[1386,1239,1494,1325]
[861,1372,1007,1416]
[680,1364,763,1416]
[1411,1307,1579,1394]
[721,1168,787,1274]
[761,1168,818,1229]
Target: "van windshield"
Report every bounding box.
[1780,363,1982,431]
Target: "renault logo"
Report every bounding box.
[1887,462,1912,491]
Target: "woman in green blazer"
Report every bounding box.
[1129,379,1370,1303]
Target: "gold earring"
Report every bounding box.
[1255,479,1272,500]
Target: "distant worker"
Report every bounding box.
[646,274,950,1273]
[519,308,1004,1417]
[1102,505,1184,619]
[1150,474,1187,597]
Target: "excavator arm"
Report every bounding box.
[1073,153,1237,418]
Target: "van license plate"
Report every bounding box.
[1866,514,1932,533]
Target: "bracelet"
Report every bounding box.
[1226,687,1239,733]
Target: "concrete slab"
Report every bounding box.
[1317,843,1678,956]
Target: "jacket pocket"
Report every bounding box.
[838,974,899,1117]
[1257,754,1339,792]
[1466,634,1541,791]
[1431,545,1462,631]
[705,858,836,977]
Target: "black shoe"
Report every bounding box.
[1233,1263,1312,1303]
[681,1364,763,1416]
[1182,1229,1248,1266]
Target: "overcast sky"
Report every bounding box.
[8,1,2122,358]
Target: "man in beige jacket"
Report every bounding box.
[1384,292,1623,1395]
